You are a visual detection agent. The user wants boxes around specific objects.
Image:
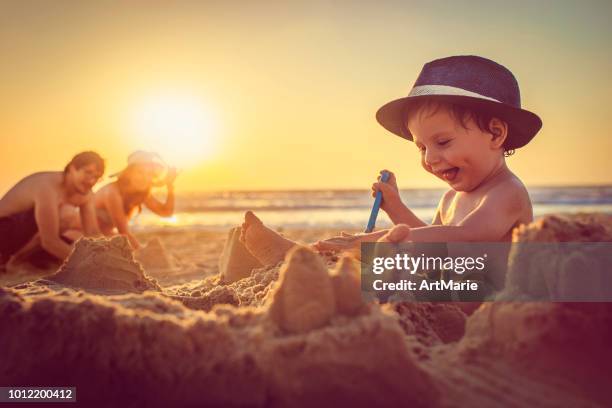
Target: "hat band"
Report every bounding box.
[408,85,501,103]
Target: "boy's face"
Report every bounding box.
[407,105,502,192]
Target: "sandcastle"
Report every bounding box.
[135,236,178,271]
[502,213,612,301]
[440,213,612,406]
[49,235,161,294]
[267,246,336,334]
[330,256,368,316]
[218,226,263,283]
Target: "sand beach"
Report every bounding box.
[1,213,611,407]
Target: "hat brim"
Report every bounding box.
[108,162,166,179]
[376,95,542,150]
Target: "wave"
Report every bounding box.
[167,186,612,213]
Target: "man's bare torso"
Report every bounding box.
[0,172,89,218]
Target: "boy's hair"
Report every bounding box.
[404,99,515,157]
[64,151,106,174]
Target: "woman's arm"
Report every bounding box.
[103,188,141,250]
[143,185,174,217]
[79,193,102,236]
[144,168,177,217]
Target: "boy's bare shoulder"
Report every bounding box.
[437,189,457,215]
[491,172,529,194]
[486,173,531,211]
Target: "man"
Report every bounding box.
[0,151,105,267]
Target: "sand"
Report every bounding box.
[0,249,437,407]
[218,226,263,283]
[503,213,612,301]
[135,236,178,270]
[48,235,162,294]
[267,246,336,333]
[1,214,611,406]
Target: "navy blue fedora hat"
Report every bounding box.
[376,55,542,150]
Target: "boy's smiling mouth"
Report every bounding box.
[435,167,459,182]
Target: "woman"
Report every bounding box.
[94,151,177,249]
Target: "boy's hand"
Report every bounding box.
[371,169,402,213]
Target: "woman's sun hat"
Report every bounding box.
[375,55,542,150]
[109,151,167,178]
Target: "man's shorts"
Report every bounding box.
[0,208,38,263]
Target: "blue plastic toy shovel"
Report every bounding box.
[365,171,390,233]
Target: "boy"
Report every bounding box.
[319,55,541,248]
[239,56,542,267]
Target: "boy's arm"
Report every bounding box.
[406,186,523,242]
[389,188,453,227]
[385,202,428,227]
[372,170,427,227]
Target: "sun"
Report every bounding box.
[129,92,218,166]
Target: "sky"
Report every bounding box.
[0,0,610,192]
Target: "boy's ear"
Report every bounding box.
[488,118,508,149]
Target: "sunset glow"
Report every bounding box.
[129,93,218,166]
[0,1,610,192]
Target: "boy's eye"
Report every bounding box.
[438,140,450,146]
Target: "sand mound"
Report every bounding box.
[169,284,240,311]
[503,213,612,301]
[135,237,177,270]
[434,213,612,406]
[48,236,161,294]
[512,212,612,242]
[171,230,344,313]
[3,213,612,406]
[452,302,612,406]
[0,285,438,407]
[391,302,467,346]
[218,226,263,283]
[473,214,612,366]
[330,256,367,316]
[165,263,280,311]
[227,264,281,306]
[267,246,336,334]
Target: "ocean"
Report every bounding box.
[133,186,612,231]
